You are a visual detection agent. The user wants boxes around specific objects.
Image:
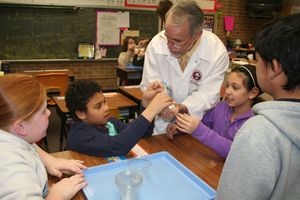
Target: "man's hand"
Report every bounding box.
[166,123,180,139]
[160,103,189,121]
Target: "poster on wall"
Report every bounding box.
[195,0,216,12]
[96,11,120,45]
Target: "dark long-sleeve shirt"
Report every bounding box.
[67,115,153,157]
[132,54,145,67]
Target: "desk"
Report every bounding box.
[119,86,143,102]
[116,66,143,86]
[53,92,138,150]
[53,92,138,116]
[22,69,76,81]
[49,134,224,200]
[119,86,143,114]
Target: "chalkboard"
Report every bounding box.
[0,7,159,59]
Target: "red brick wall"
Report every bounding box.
[214,0,273,45]
[9,60,119,90]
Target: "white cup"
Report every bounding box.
[115,170,143,200]
[127,158,151,178]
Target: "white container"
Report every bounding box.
[115,170,143,200]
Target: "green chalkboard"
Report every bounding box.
[0,7,158,59]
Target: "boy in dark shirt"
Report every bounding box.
[65,79,172,157]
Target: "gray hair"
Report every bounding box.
[165,0,204,36]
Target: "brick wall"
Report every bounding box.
[214,0,275,45]
[8,59,119,90]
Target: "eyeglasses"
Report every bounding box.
[164,32,192,48]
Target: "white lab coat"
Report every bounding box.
[140,30,229,134]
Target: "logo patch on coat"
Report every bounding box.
[190,70,202,87]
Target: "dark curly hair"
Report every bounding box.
[65,79,102,120]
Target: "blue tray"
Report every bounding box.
[83,151,215,200]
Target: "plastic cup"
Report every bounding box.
[127,158,151,179]
[115,170,143,200]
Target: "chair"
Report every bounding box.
[36,73,69,151]
[36,73,69,106]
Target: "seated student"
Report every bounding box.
[216,13,300,199]
[65,79,172,157]
[166,65,262,158]
[132,38,151,67]
[118,36,137,66]
[0,75,87,200]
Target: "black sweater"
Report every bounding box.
[67,115,153,157]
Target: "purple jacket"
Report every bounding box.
[192,101,254,158]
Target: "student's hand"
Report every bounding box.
[46,158,87,178]
[138,39,150,47]
[147,92,173,114]
[137,49,145,57]
[47,174,87,200]
[176,113,200,134]
[142,92,173,122]
[166,123,180,139]
[141,81,164,107]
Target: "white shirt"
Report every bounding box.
[140,30,229,134]
[0,129,48,199]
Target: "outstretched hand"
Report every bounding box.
[141,81,164,107]
[47,173,87,200]
[176,113,200,134]
[166,123,180,139]
[160,103,189,122]
[142,92,173,122]
[45,158,87,178]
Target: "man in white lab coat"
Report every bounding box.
[140,0,229,134]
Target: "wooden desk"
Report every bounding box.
[49,134,224,200]
[119,86,143,114]
[22,69,76,81]
[119,85,142,102]
[116,66,143,86]
[53,92,138,114]
[103,92,137,110]
[53,92,138,150]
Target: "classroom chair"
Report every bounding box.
[36,73,69,151]
[36,73,69,106]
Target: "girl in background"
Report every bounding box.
[167,65,262,158]
[132,38,151,67]
[118,36,137,66]
[0,75,87,200]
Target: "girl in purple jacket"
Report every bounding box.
[167,65,262,158]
